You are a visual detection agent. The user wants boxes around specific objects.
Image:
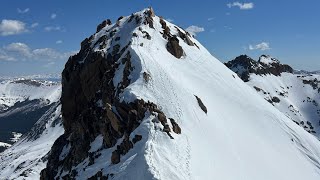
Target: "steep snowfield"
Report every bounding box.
[0,102,64,179]
[116,19,320,179]
[247,73,320,138]
[226,55,320,139]
[4,9,320,179]
[0,79,61,153]
[0,78,63,179]
[47,9,320,179]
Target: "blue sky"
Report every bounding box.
[0,0,319,75]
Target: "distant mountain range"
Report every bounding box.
[0,78,61,153]
[0,73,61,82]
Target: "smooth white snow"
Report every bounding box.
[67,10,320,180]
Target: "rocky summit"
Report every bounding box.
[40,8,188,179]
[225,54,293,82]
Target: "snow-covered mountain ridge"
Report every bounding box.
[226,55,320,139]
[38,8,320,180]
[0,78,61,152]
[225,54,293,82]
[2,8,320,180]
[0,78,63,179]
[0,78,60,109]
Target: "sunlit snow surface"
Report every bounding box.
[247,73,320,138]
[2,9,320,180]
[66,10,320,179]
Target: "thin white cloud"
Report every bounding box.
[227,2,254,10]
[167,18,174,23]
[44,26,61,32]
[17,8,30,14]
[224,26,233,30]
[0,42,75,62]
[208,17,215,21]
[0,19,28,36]
[51,13,57,19]
[185,25,205,36]
[4,42,32,58]
[249,42,271,51]
[31,23,39,28]
[56,40,63,44]
[226,12,231,16]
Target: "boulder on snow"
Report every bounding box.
[272,96,280,103]
[111,150,120,164]
[166,35,184,58]
[169,118,181,134]
[195,95,207,114]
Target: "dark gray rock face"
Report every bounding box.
[225,55,293,82]
[167,36,184,58]
[195,95,207,114]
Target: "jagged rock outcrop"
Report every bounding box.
[166,36,184,58]
[96,19,112,33]
[40,8,184,179]
[225,55,293,82]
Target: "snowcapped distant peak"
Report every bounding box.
[225,54,293,81]
[0,78,61,108]
[258,55,280,65]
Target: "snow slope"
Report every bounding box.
[0,78,64,179]
[3,8,320,180]
[247,73,320,137]
[0,102,64,179]
[226,55,320,139]
[0,78,61,154]
[43,8,320,179]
